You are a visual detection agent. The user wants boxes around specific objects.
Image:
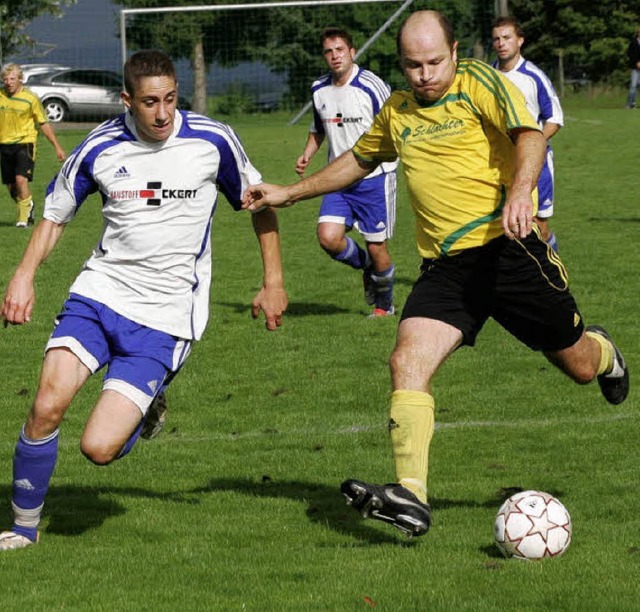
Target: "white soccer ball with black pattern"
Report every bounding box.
[494,490,572,560]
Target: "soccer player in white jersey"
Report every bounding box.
[492,16,564,252]
[0,50,288,551]
[296,28,398,317]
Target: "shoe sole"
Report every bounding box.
[342,482,430,537]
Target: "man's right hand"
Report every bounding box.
[2,274,35,326]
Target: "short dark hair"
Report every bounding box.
[396,11,455,57]
[491,16,524,38]
[123,49,176,96]
[320,27,353,49]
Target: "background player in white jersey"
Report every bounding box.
[492,16,564,252]
[0,50,288,551]
[296,28,398,317]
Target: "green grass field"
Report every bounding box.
[0,95,639,610]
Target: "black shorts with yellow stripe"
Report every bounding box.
[401,231,584,351]
[0,143,36,184]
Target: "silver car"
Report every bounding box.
[21,63,70,84]
[26,68,125,122]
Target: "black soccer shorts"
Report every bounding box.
[401,232,584,351]
[0,143,36,184]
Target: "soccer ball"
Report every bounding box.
[494,490,572,560]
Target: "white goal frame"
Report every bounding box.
[119,0,415,65]
[119,0,415,120]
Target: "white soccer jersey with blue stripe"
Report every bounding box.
[310,64,397,177]
[493,57,564,128]
[43,110,261,341]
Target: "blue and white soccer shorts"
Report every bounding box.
[318,171,396,242]
[46,293,192,414]
[536,148,555,219]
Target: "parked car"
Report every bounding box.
[26,67,191,123]
[20,63,70,84]
[27,68,125,122]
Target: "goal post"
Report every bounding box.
[119,0,416,118]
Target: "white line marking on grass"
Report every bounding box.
[564,115,604,125]
[1,412,633,449]
[139,411,636,444]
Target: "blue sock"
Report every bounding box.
[117,418,144,460]
[12,428,59,541]
[334,237,368,270]
[371,265,395,311]
[546,232,558,252]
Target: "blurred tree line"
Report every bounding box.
[114,0,640,111]
[0,0,76,64]
[480,0,640,87]
[4,0,640,111]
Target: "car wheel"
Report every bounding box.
[44,99,68,123]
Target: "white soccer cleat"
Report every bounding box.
[0,530,38,551]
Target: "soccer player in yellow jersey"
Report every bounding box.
[0,63,66,227]
[243,10,629,537]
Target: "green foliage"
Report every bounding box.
[209,84,259,115]
[256,0,475,102]
[0,0,76,58]
[506,0,640,83]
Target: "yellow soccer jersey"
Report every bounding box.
[0,87,48,145]
[353,59,541,259]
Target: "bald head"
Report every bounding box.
[396,10,455,58]
[396,10,458,103]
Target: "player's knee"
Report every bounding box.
[29,392,68,436]
[80,438,118,466]
[317,226,343,253]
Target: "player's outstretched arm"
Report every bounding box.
[251,207,288,331]
[242,150,376,211]
[2,219,66,326]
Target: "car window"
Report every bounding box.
[51,70,122,88]
[100,72,122,88]
[55,71,84,84]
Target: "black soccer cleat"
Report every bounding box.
[141,392,168,440]
[587,325,629,405]
[341,479,431,537]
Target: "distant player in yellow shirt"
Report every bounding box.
[243,10,629,537]
[0,63,66,227]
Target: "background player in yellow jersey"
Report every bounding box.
[243,10,629,537]
[0,63,66,227]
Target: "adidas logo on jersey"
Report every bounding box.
[114,166,130,179]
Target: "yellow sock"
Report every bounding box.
[16,197,33,225]
[389,390,435,504]
[586,330,614,375]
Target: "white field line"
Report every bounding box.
[141,410,635,444]
[564,115,604,125]
[0,411,633,449]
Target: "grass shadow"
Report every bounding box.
[216,301,353,316]
[0,484,200,538]
[0,481,556,545]
[190,477,412,546]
